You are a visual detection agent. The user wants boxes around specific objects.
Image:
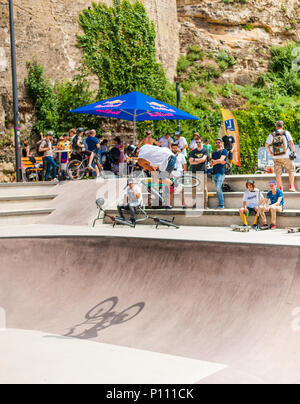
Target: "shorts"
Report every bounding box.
[274,158,295,176]
[166,156,177,174]
[247,207,257,214]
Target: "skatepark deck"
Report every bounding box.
[0,234,299,384]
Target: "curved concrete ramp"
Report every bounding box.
[0,237,299,384]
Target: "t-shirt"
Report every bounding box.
[190,148,209,173]
[174,137,188,157]
[40,140,53,158]
[58,140,71,163]
[267,189,284,208]
[127,185,143,207]
[243,188,263,209]
[138,145,174,172]
[159,136,174,148]
[86,136,99,152]
[222,135,235,152]
[203,143,213,153]
[212,149,228,175]
[172,153,187,176]
[266,130,293,159]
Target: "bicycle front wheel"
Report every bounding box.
[68,160,86,180]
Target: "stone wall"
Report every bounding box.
[177,0,299,85]
[0,0,180,135]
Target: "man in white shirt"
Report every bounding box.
[174,132,188,158]
[265,120,296,192]
[239,180,264,229]
[117,180,143,225]
[137,144,177,185]
[159,132,174,148]
[170,143,187,208]
[189,133,200,152]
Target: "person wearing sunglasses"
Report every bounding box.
[211,138,228,209]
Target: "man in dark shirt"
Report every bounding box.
[211,138,228,209]
[222,128,236,170]
[189,137,209,209]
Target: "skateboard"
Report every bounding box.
[231,225,252,233]
[113,217,136,228]
[286,227,300,234]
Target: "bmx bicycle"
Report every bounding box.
[68,152,105,180]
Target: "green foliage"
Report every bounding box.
[25,61,59,133]
[177,55,191,74]
[25,61,97,134]
[77,0,167,99]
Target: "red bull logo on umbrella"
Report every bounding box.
[147,102,175,113]
[96,100,126,109]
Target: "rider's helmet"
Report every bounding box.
[76,127,84,135]
[127,145,138,158]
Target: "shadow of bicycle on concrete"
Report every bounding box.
[64,297,145,340]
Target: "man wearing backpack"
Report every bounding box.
[71,128,85,160]
[39,131,58,182]
[265,121,297,192]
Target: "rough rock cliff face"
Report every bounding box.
[177,0,299,85]
[0,0,179,134]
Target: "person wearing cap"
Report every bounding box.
[265,120,297,192]
[39,131,58,182]
[117,180,143,225]
[239,180,264,230]
[174,132,188,158]
[137,130,160,148]
[258,180,284,230]
[159,132,174,148]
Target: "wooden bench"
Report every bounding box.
[21,157,44,181]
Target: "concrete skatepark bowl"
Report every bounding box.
[0,236,300,384]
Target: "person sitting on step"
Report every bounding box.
[239,180,264,230]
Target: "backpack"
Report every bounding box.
[109,147,121,164]
[272,131,287,156]
[36,140,44,157]
[72,135,80,152]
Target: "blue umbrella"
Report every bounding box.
[70,91,199,144]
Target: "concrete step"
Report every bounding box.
[0,194,57,210]
[102,208,300,229]
[208,174,300,193]
[207,192,300,210]
[0,182,58,197]
[0,208,55,226]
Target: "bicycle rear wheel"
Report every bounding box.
[68,160,86,180]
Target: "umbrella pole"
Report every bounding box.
[133,110,137,145]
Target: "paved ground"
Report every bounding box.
[0,230,299,384]
[0,223,299,247]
